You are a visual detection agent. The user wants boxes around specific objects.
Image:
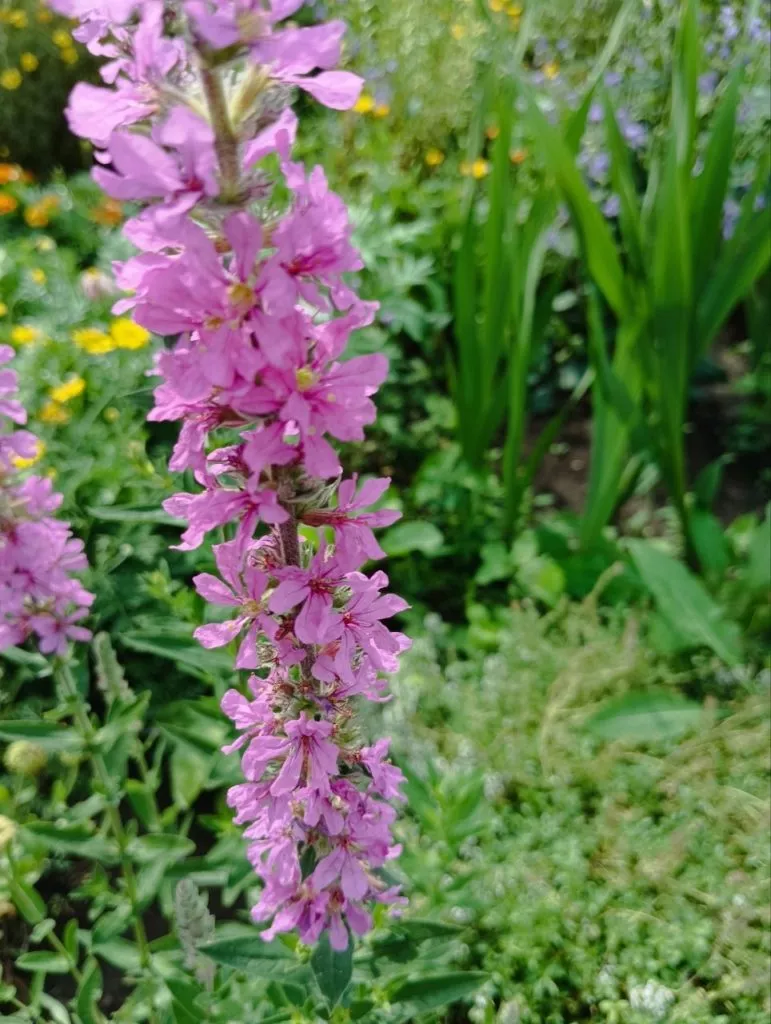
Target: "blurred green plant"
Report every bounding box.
[522,0,771,563]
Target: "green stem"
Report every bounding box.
[53,662,158,1013]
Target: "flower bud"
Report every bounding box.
[0,814,17,851]
[4,740,47,777]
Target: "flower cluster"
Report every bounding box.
[60,0,410,950]
[0,345,93,654]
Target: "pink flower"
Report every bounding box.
[303,476,401,569]
[193,540,272,668]
[269,550,346,645]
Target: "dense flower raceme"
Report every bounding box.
[0,347,93,654]
[61,0,411,949]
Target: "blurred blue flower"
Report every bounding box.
[698,72,718,96]
[589,102,603,123]
[722,197,740,239]
[603,194,621,218]
[605,71,622,88]
[589,152,611,180]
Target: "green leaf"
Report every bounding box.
[746,505,771,592]
[75,959,103,1024]
[86,504,184,526]
[16,951,70,974]
[124,780,158,829]
[691,66,742,293]
[381,521,445,558]
[129,834,195,863]
[310,932,353,1008]
[198,935,294,973]
[23,823,118,862]
[92,939,142,972]
[170,743,211,810]
[696,205,771,351]
[120,630,233,678]
[690,510,731,579]
[389,971,487,1012]
[521,90,629,319]
[586,690,703,743]
[628,540,741,664]
[8,879,46,925]
[671,0,700,170]
[0,720,81,753]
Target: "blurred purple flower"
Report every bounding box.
[603,194,621,218]
[605,71,622,88]
[698,72,718,96]
[589,101,603,123]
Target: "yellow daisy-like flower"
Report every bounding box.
[40,400,70,425]
[0,69,22,91]
[425,148,445,168]
[0,303,7,317]
[373,103,390,119]
[30,268,46,286]
[8,9,27,27]
[490,0,505,11]
[11,325,40,346]
[507,3,523,16]
[0,193,18,216]
[24,203,50,228]
[36,236,55,253]
[72,327,115,354]
[60,47,79,66]
[110,318,150,350]
[52,28,72,47]
[450,23,466,40]
[12,438,45,469]
[49,376,86,403]
[471,158,490,179]
[353,94,375,115]
[20,53,39,73]
[543,61,560,81]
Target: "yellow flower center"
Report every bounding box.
[227,281,255,312]
[295,367,317,392]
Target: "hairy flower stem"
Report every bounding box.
[199,62,241,201]
[54,662,158,1014]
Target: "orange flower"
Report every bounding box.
[0,163,21,185]
[510,147,528,165]
[0,193,18,216]
[90,198,124,227]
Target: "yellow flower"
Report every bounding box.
[72,327,115,354]
[490,0,505,10]
[52,28,72,47]
[0,193,18,216]
[373,103,390,119]
[30,268,46,286]
[24,203,49,228]
[510,147,528,165]
[12,438,45,469]
[0,303,7,317]
[8,9,27,27]
[60,47,79,66]
[11,325,40,346]
[20,52,39,73]
[0,164,21,185]
[49,376,85,403]
[110,318,150,350]
[471,158,490,179]
[543,61,560,80]
[425,148,445,168]
[39,400,70,425]
[450,23,466,40]
[36,236,55,253]
[353,94,375,115]
[0,69,23,91]
[507,3,523,15]
[486,124,500,140]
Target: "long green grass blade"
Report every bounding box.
[671,0,700,170]
[691,66,742,298]
[696,205,771,352]
[603,92,645,273]
[452,198,480,461]
[650,143,692,522]
[522,91,630,319]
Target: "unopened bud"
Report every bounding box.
[0,815,17,851]
[4,740,47,777]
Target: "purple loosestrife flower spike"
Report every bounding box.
[0,347,93,654]
[61,0,409,950]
